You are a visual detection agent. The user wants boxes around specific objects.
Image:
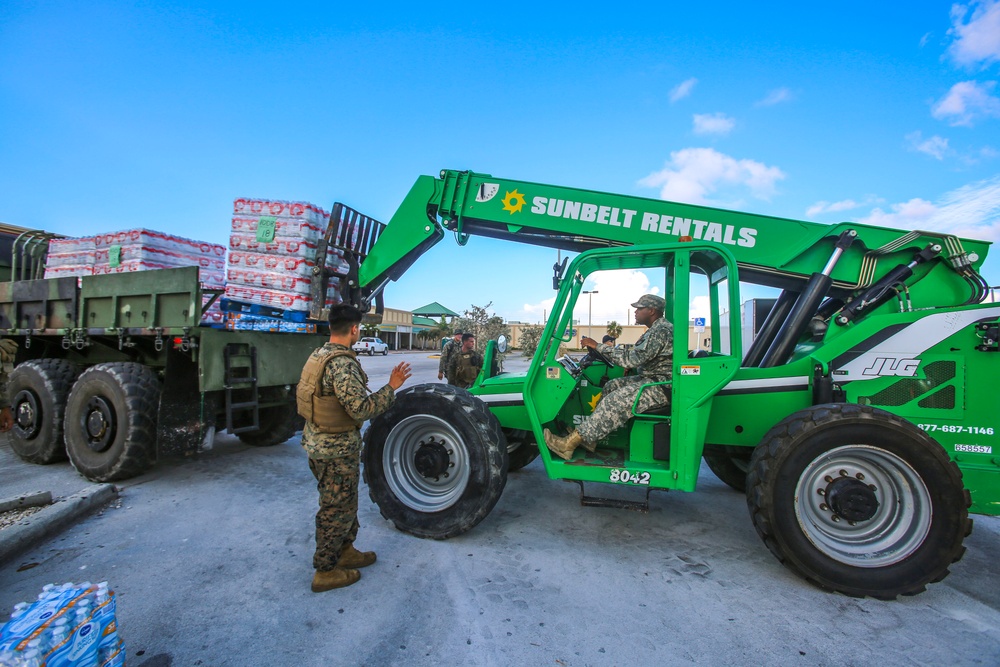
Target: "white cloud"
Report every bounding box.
[690,296,711,321]
[920,32,932,49]
[670,78,698,103]
[947,0,1000,68]
[931,80,1000,126]
[905,131,950,159]
[755,87,793,107]
[521,270,659,328]
[807,199,868,217]
[638,147,785,205]
[692,112,735,135]
[855,175,1000,243]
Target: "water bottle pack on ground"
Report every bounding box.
[0,582,124,667]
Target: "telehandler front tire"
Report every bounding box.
[746,403,970,600]
[64,363,160,483]
[363,383,508,539]
[8,360,79,464]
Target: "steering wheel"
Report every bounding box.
[583,345,614,368]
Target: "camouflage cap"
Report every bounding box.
[453,329,464,335]
[630,294,665,311]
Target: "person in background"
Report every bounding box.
[438,329,464,383]
[297,305,412,592]
[447,333,484,389]
[602,335,616,346]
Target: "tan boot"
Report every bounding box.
[337,543,376,569]
[544,429,583,461]
[311,567,361,592]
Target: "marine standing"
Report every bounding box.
[297,305,412,592]
[438,329,463,383]
[446,333,484,389]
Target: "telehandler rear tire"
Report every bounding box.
[363,383,509,539]
[8,360,79,464]
[746,403,970,599]
[64,363,160,483]
[502,428,540,472]
[702,444,752,492]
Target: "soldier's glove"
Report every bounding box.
[0,339,17,361]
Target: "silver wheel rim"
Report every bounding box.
[794,444,932,567]
[383,414,470,512]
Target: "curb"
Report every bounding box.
[0,484,118,566]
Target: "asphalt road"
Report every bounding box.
[2,350,999,666]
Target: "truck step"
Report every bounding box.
[575,481,651,513]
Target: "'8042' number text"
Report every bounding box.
[609,469,651,485]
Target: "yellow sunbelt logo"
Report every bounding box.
[501,189,526,214]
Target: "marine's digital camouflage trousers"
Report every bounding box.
[308,453,361,571]
[576,375,670,445]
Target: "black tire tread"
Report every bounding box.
[237,401,301,447]
[65,362,160,482]
[702,443,753,492]
[8,359,79,464]
[363,383,508,539]
[746,403,971,600]
[502,428,540,472]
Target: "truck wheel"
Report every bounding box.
[703,444,753,492]
[502,428,540,472]
[237,401,302,447]
[382,348,388,356]
[8,360,79,464]
[363,383,508,539]
[746,404,970,599]
[64,363,161,483]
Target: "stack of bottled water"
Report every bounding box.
[0,582,123,666]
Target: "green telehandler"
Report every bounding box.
[315,169,999,600]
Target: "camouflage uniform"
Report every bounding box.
[301,342,396,572]
[576,317,673,444]
[439,337,461,384]
[0,339,17,409]
[447,349,484,389]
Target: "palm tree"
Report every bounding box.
[606,320,623,340]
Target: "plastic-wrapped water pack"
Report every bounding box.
[225,198,345,315]
[45,229,226,326]
[0,582,124,667]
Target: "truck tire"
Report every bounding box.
[64,363,161,483]
[703,444,753,492]
[502,428,540,472]
[363,383,509,539]
[8,360,79,464]
[237,401,302,447]
[746,403,970,599]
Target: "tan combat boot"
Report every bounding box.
[311,567,361,592]
[337,543,377,569]
[544,429,585,461]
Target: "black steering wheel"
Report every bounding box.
[583,345,614,368]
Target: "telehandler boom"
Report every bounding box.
[315,169,998,599]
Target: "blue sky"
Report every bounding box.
[2,2,999,326]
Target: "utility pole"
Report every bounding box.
[583,290,598,342]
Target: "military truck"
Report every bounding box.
[312,169,998,599]
[0,225,324,482]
